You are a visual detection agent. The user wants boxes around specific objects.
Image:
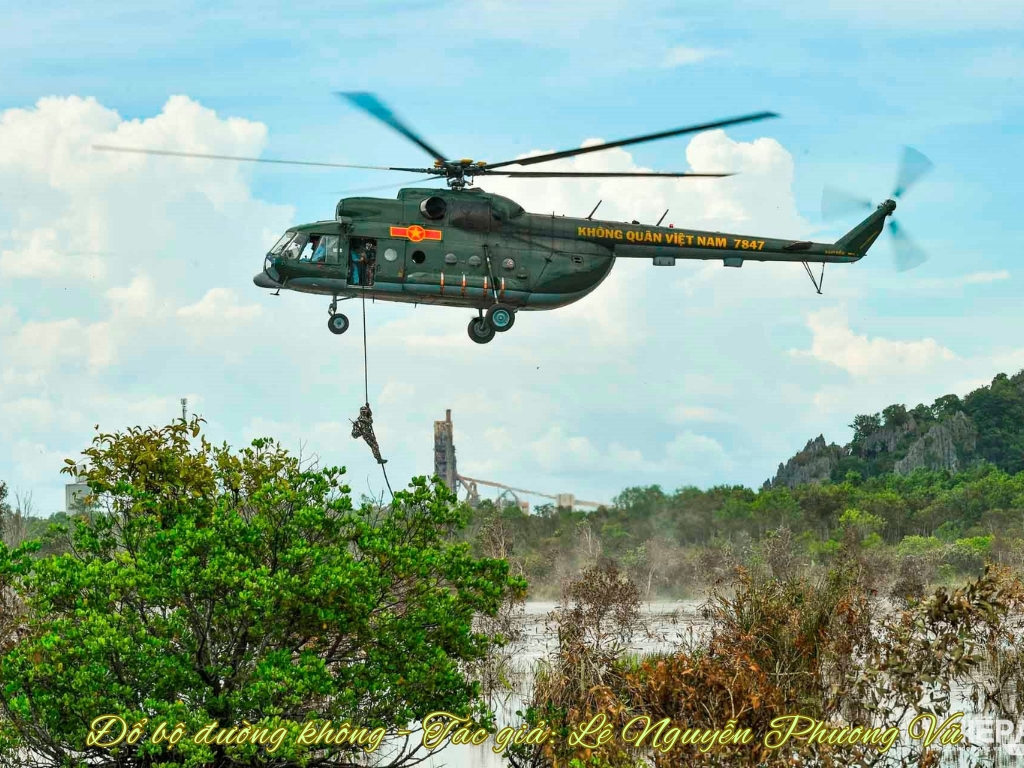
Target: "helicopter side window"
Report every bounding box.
[300,236,322,263]
[313,235,339,264]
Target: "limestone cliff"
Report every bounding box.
[894,412,977,474]
[858,417,918,457]
[768,369,1024,486]
[767,436,848,489]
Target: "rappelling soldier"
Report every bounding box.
[351,403,386,464]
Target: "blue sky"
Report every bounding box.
[1,0,1022,514]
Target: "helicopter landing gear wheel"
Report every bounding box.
[485,303,515,333]
[328,313,350,335]
[468,317,495,344]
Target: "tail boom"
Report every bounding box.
[590,199,896,266]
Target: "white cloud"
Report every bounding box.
[517,423,734,490]
[3,317,113,373]
[0,398,56,428]
[666,431,732,468]
[379,381,417,405]
[662,46,722,67]
[0,95,296,510]
[0,229,106,280]
[993,347,1024,372]
[529,426,602,471]
[106,274,161,319]
[909,270,1011,292]
[670,405,731,423]
[177,288,262,324]
[791,306,956,377]
[0,305,15,331]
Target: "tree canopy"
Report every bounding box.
[0,418,524,768]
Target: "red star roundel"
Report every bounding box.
[390,225,443,242]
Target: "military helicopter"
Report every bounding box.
[94,93,932,344]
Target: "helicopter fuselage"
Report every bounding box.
[255,186,893,319]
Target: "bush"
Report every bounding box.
[897,535,945,558]
[943,537,993,576]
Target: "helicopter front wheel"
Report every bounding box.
[328,313,350,335]
[485,304,515,333]
[468,317,495,344]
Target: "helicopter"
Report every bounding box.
[94,93,932,344]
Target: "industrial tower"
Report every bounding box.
[432,410,606,512]
[434,410,458,491]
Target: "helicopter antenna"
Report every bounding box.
[656,209,669,226]
[586,200,602,220]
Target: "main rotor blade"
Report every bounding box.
[483,170,732,178]
[338,92,448,164]
[336,176,443,196]
[481,111,778,171]
[92,145,430,173]
[821,185,873,221]
[893,146,933,199]
[889,220,928,272]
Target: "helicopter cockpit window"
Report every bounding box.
[269,232,295,256]
[282,233,310,261]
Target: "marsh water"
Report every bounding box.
[421,601,705,768]
[409,601,1021,768]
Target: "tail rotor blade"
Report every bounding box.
[892,146,933,199]
[889,220,928,272]
[821,185,872,221]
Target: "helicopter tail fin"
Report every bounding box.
[835,199,897,257]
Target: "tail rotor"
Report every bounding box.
[821,146,933,272]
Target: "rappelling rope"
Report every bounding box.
[359,289,395,500]
[361,290,369,404]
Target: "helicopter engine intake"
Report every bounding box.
[420,196,447,220]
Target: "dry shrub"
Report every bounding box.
[507,559,647,768]
[517,558,1024,767]
[890,555,932,605]
[470,508,529,710]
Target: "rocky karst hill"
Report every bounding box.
[768,370,1024,488]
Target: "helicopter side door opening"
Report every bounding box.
[348,237,378,287]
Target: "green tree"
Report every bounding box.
[838,508,887,543]
[963,372,1024,474]
[932,393,963,419]
[882,403,910,429]
[0,419,523,768]
[850,413,882,441]
[909,403,935,425]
